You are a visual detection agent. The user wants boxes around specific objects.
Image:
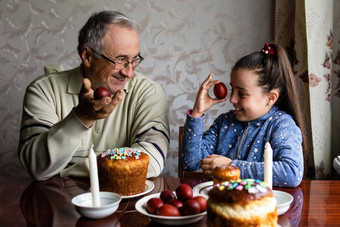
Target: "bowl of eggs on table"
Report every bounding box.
[135,184,207,225]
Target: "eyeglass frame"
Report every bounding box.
[89,47,144,70]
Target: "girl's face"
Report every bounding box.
[229,69,272,122]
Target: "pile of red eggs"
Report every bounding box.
[145,184,207,216]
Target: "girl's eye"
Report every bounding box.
[238,92,246,97]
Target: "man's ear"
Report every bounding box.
[267,89,279,106]
[80,46,93,67]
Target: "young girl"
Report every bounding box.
[180,43,305,187]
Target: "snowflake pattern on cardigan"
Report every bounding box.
[180,105,304,187]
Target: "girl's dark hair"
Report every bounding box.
[232,43,306,153]
[77,10,139,56]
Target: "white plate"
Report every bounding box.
[193,181,213,197]
[194,182,294,216]
[135,192,206,225]
[273,190,293,216]
[121,180,154,199]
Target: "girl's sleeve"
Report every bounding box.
[180,111,222,171]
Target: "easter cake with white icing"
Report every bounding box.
[207,179,278,227]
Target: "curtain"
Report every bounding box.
[275,0,339,180]
[333,2,340,178]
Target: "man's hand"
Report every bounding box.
[73,78,124,128]
[191,73,226,117]
[200,154,232,175]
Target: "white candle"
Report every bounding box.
[264,142,273,189]
[88,145,100,207]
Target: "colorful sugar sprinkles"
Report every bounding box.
[101,147,142,160]
[214,179,268,194]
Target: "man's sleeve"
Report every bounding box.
[18,82,88,181]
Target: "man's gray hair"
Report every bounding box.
[77,10,139,56]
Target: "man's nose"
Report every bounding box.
[121,63,134,78]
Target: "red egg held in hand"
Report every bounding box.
[146,198,164,214]
[175,184,193,202]
[160,190,176,203]
[213,82,227,99]
[156,204,181,216]
[94,87,111,100]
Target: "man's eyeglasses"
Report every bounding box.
[90,48,144,70]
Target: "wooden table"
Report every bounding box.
[0,176,339,227]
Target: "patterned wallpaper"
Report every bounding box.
[0,0,274,177]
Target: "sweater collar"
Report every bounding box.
[123,71,140,94]
[67,67,83,94]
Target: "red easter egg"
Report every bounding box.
[94,87,111,100]
[175,184,193,202]
[214,82,227,99]
[146,198,164,214]
[181,199,201,215]
[193,196,207,212]
[156,204,181,216]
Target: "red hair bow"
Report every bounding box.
[261,43,275,55]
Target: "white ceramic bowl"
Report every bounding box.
[273,190,294,215]
[72,191,121,219]
[135,192,206,225]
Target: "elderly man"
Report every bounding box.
[18,10,169,181]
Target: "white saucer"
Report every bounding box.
[192,181,213,197]
[121,180,154,199]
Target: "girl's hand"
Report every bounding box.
[199,154,232,175]
[191,73,226,117]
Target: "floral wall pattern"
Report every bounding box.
[0,0,275,177]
